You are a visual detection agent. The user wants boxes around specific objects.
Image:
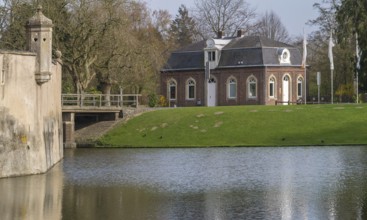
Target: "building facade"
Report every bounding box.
[161,32,305,107]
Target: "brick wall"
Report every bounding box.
[161,66,305,107]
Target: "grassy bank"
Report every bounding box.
[99,104,367,147]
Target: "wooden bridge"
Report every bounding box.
[62,93,141,148]
[62,93,141,109]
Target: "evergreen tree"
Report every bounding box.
[0,1,33,50]
[336,0,367,93]
[168,4,196,48]
[307,0,356,101]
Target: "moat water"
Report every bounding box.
[1,147,367,220]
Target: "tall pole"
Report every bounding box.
[357,72,359,103]
[356,33,360,104]
[328,32,335,104]
[302,29,307,104]
[331,69,334,104]
[304,67,307,104]
[205,61,210,106]
[317,72,321,104]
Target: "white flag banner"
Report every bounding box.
[356,33,361,70]
[301,31,307,68]
[328,33,335,70]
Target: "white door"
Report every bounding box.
[207,78,217,107]
[282,75,290,105]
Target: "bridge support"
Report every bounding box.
[63,112,76,148]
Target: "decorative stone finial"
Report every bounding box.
[54,49,63,64]
[55,50,62,59]
[26,5,53,27]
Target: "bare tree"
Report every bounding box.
[308,0,338,35]
[96,1,170,96]
[0,0,172,96]
[152,9,172,41]
[252,10,290,43]
[193,0,256,39]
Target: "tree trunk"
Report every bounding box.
[101,82,112,106]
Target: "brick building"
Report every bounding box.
[161,32,305,107]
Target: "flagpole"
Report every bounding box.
[328,32,335,104]
[305,66,307,105]
[302,28,307,104]
[356,33,360,104]
[331,69,334,104]
[357,72,359,103]
[357,71,359,103]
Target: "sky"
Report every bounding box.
[146,0,320,38]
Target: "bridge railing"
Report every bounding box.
[62,94,141,108]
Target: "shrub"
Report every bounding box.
[158,95,168,107]
[148,93,158,107]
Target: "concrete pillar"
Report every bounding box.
[62,112,76,148]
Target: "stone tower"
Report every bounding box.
[26,5,53,84]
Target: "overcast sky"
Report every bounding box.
[146,0,320,37]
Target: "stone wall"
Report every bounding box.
[0,51,63,178]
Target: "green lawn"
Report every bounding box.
[99,104,367,147]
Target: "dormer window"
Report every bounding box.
[277,48,291,64]
[205,38,231,68]
[208,51,216,62]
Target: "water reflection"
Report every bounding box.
[1,147,367,219]
[0,163,63,220]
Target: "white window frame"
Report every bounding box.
[208,51,216,62]
[297,77,303,98]
[168,79,177,101]
[278,48,291,64]
[227,77,237,99]
[0,69,4,86]
[186,78,196,100]
[248,76,257,99]
[269,76,275,98]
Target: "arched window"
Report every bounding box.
[227,77,237,99]
[168,80,177,100]
[186,78,196,100]
[297,77,303,98]
[269,77,275,98]
[0,69,4,86]
[248,76,257,98]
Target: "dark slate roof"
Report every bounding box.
[162,40,205,71]
[261,47,302,66]
[176,40,207,52]
[163,51,204,70]
[218,48,263,67]
[224,36,293,49]
[162,36,302,71]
